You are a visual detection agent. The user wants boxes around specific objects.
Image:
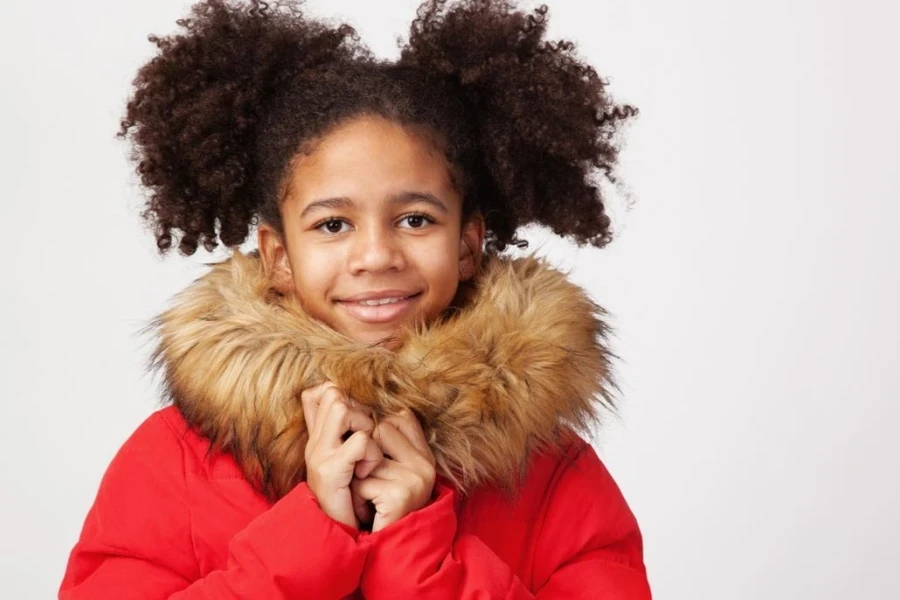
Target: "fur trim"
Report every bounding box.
[148,250,617,500]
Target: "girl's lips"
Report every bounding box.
[336,293,421,324]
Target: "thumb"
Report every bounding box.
[354,437,384,479]
[339,430,371,470]
[352,485,375,527]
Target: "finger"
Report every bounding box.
[318,399,351,452]
[351,473,391,502]
[352,488,375,526]
[374,420,421,465]
[300,381,331,438]
[321,399,376,452]
[365,457,401,481]
[315,385,372,447]
[382,410,433,462]
[311,383,345,442]
[311,385,376,441]
[346,397,376,439]
[307,381,346,442]
[353,437,384,480]
[327,430,372,479]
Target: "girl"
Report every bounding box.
[60,0,650,597]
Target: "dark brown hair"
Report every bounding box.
[119,0,637,255]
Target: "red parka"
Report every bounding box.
[61,406,649,598]
[60,251,651,598]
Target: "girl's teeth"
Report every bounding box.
[359,297,404,306]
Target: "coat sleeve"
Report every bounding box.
[58,411,369,599]
[358,441,651,599]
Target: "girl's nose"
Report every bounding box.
[347,226,406,274]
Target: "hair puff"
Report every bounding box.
[400,0,637,248]
[119,0,367,254]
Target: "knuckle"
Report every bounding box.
[303,380,331,399]
[322,382,343,397]
[421,449,435,467]
[332,401,349,418]
[388,487,405,505]
[356,415,376,434]
[319,389,336,405]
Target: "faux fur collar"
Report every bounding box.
[149,250,616,501]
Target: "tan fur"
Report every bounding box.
[148,250,618,501]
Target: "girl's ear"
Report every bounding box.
[258,223,295,295]
[459,210,486,282]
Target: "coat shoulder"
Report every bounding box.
[541,429,641,536]
[100,406,189,482]
[153,405,248,481]
[530,430,648,587]
[106,406,241,484]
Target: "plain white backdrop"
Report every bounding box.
[2,0,898,598]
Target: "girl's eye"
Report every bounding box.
[398,213,434,229]
[314,214,434,234]
[316,218,350,234]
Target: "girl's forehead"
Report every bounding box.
[298,115,442,168]
[285,115,459,211]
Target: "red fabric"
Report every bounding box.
[60,406,651,598]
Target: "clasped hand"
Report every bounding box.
[301,381,437,532]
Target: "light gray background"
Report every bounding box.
[2,0,898,598]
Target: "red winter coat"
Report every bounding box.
[60,407,649,598]
[60,251,651,598]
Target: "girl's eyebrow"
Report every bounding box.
[391,191,449,214]
[300,191,449,218]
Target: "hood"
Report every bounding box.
[148,250,618,501]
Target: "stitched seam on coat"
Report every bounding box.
[526,438,588,591]
[160,410,202,580]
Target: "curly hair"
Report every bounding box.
[119,0,637,255]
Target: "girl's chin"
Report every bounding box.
[345,327,404,349]
[333,318,404,345]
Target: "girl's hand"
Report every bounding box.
[350,409,437,532]
[301,381,384,529]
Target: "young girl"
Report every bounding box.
[60,0,650,597]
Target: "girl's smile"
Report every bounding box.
[335,291,423,325]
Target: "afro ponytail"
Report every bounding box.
[118,0,367,254]
[400,0,637,248]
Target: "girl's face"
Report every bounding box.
[259,115,485,346]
